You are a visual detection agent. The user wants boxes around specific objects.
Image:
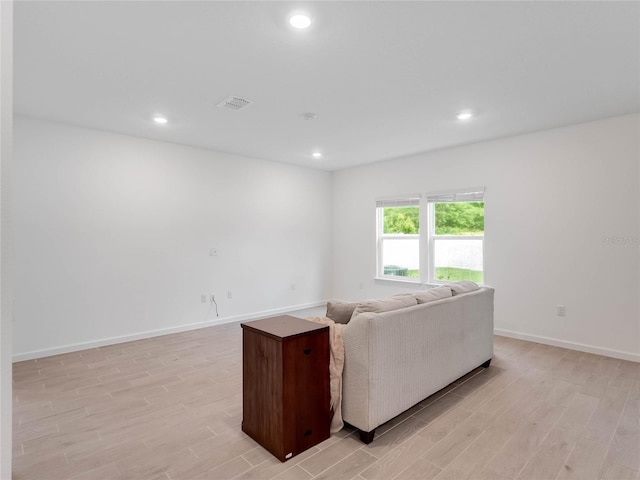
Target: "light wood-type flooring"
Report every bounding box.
[13,314,640,480]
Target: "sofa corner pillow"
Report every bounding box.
[326,301,359,324]
[450,281,480,295]
[350,295,417,320]
[413,286,453,304]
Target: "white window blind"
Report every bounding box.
[376,196,420,208]
[426,189,484,203]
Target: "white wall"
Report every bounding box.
[13,116,333,359]
[0,0,13,476]
[333,114,640,361]
[12,114,640,363]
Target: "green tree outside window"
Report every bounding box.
[383,207,419,234]
[435,202,484,235]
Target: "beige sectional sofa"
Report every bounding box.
[334,282,494,443]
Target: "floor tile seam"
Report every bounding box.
[415,405,482,460]
[299,440,365,478]
[435,408,509,474]
[511,400,573,480]
[352,450,380,475]
[424,409,497,471]
[377,408,426,441]
[364,426,425,464]
[406,404,426,422]
[551,431,591,480]
[310,449,377,479]
[484,381,545,421]
[557,432,610,480]
[470,400,555,480]
[273,459,314,480]
[466,373,525,412]
[391,454,441,479]
[360,434,419,475]
[238,451,262,469]
[550,393,601,445]
[603,373,635,401]
[206,455,253,477]
[598,385,634,472]
[414,400,472,435]
[418,381,467,409]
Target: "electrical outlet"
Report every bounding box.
[201,294,208,303]
[210,293,216,302]
[227,291,233,299]
[556,305,566,316]
[209,248,218,256]
[290,283,296,291]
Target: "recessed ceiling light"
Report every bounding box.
[300,112,318,121]
[153,115,168,124]
[312,152,323,159]
[457,111,473,121]
[290,14,311,29]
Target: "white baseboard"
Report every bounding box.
[13,300,327,362]
[494,328,640,363]
[16,310,638,364]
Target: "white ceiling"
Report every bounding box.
[14,1,640,171]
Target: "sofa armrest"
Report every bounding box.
[342,311,375,431]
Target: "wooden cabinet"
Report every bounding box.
[241,315,330,462]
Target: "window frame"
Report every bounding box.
[426,201,484,285]
[375,196,421,282]
[375,189,485,285]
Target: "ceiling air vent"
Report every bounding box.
[216,96,253,111]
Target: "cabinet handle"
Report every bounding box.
[303,349,312,355]
[304,429,312,437]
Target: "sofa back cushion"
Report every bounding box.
[326,301,359,324]
[413,286,453,304]
[351,295,417,321]
[450,281,480,295]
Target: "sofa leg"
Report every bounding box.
[481,359,492,368]
[358,429,376,444]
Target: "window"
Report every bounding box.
[376,197,420,281]
[376,190,484,284]
[427,191,484,284]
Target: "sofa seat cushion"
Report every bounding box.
[351,295,417,321]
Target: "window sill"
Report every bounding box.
[374,276,422,286]
[374,277,457,288]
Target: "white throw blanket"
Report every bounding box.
[305,316,345,433]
